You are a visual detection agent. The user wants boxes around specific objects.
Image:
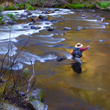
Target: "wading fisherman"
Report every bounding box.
[71,43,89,65]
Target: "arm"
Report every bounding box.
[71,51,73,55]
[80,46,89,52]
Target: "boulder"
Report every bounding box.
[30,89,45,102]
[27,100,48,110]
[27,89,48,110]
[0,101,21,110]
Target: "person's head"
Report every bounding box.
[75,43,83,48]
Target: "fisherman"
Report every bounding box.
[71,43,89,65]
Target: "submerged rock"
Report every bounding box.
[48,27,54,31]
[64,27,71,30]
[77,26,83,31]
[99,39,103,43]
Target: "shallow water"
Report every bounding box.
[0,8,110,110]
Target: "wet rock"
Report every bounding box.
[77,26,83,31]
[54,9,60,11]
[51,19,58,23]
[82,14,87,18]
[28,22,34,25]
[25,11,32,16]
[42,10,54,14]
[27,89,47,110]
[99,39,103,43]
[21,13,28,18]
[27,100,48,110]
[45,22,50,25]
[42,10,49,14]
[30,89,45,102]
[0,101,21,110]
[48,10,54,13]
[39,15,45,19]
[64,27,71,30]
[38,15,48,21]
[8,20,17,25]
[36,26,41,29]
[31,25,37,29]
[20,17,27,21]
[48,27,54,31]
[57,57,66,62]
[31,25,41,30]
[31,16,38,22]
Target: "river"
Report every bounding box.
[0,8,110,110]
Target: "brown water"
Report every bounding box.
[0,8,110,110]
[33,9,110,110]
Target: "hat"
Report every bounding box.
[75,43,83,48]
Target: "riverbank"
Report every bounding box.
[0,1,110,12]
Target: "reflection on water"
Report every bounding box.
[0,8,110,110]
[71,63,82,74]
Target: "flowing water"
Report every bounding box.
[0,8,110,110]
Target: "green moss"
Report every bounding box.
[0,14,4,25]
[29,89,44,102]
[27,6,34,10]
[22,68,30,77]
[7,13,17,22]
[97,1,110,9]
[63,3,85,9]
[6,6,16,10]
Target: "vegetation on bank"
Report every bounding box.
[0,1,110,13]
[1,0,110,12]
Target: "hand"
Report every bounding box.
[87,45,89,48]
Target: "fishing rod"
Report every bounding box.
[89,30,103,47]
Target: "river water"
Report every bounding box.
[0,8,110,110]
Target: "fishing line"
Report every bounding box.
[89,30,102,46]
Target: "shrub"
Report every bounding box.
[7,6,16,10]
[27,5,34,10]
[7,13,17,22]
[69,3,85,9]
[0,14,4,25]
[0,5,4,12]
[97,1,110,9]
